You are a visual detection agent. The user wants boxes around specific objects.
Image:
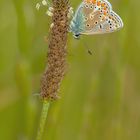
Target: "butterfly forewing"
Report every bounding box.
[70,3,86,35]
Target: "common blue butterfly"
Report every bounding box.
[70,0,123,39]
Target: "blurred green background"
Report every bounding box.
[0,0,140,140]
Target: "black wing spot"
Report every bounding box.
[90,5,93,9]
[85,17,88,21]
[86,24,90,27]
[90,15,94,19]
[85,4,89,8]
[95,21,98,25]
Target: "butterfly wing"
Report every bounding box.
[70,3,86,35]
[80,0,123,35]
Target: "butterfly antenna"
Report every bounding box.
[83,40,94,55]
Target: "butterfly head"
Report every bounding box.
[73,33,81,39]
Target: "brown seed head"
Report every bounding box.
[40,0,70,101]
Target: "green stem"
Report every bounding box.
[36,101,50,140]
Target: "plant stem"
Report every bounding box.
[36,101,50,140]
[36,0,70,139]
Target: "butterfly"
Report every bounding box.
[70,0,123,39]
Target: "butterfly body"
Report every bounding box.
[70,0,123,39]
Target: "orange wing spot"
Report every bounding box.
[87,0,91,3]
[101,3,105,7]
[104,7,107,10]
[84,0,91,3]
[104,11,107,15]
[92,0,96,4]
[97,1,101,6]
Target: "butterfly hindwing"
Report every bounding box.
[82,11,123,34]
